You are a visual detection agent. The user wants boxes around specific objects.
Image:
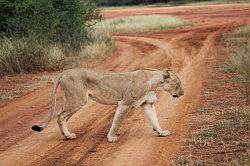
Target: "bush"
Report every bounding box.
[0,36,64,75]
[0,0,101,50]
[0,0,103,75]
[52,0,101,50]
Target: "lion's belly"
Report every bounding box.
[133,91,157,107]
[88,90,123,105]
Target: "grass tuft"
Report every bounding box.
[195,107,249,142]
[66,29,114,68]
[223,107,250,122]
[0,25,114,75]
[196,128,218,140]
[174,155,205,166]
[94,15,192,33]
[223,25,250,103]
[195,108,213,114]
[0,37,64,75]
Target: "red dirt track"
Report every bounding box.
[0,4,250,166]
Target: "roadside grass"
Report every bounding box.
[102,0,250,10]
[0,15,191,75]
[195,108,213,114]
[0,14,192,75]
[94,15,192,33]
[195,127,218,141]
[0,37,64,75]
[0,27,114,75]
[174,155,205,166]
[223,25,250,103]
[173,24,250,166]
[195,107,249,141]
[65,30,114,68]
[180,106,250,165]
[223,107,250,122]
[174,154,248,166]
[186,0,250,6]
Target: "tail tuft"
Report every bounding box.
[32,125,44,132]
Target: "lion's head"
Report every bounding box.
[162,69,184,98]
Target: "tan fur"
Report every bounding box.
[33,68,184,142]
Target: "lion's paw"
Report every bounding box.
[159,130,171,137]
[65,133,76,140]
[107,135,118,143]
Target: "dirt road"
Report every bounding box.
[0,4,250,166]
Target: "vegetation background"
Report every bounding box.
[96,0,249,6]
[0,0,101,75]
[1,0,248,76]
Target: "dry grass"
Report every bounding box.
[0,15,191,75]
[173,155,205,166]
[66,30,114,68]
[173,31,250,164]
[68,16,188,68]
[0,29,114,75]
[0,37,64,76]
[102,0,250,10]
[81,30,114,61]
[223,25,250,103]
[186,0,250,6]
[94,15,192,33]
[175,106,250,165]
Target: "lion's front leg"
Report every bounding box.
[107,102,131,143]
[141,103,170,137]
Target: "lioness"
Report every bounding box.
[32,68,184,142]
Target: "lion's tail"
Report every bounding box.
[32,73,63,132]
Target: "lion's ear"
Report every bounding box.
[163,69,170,79]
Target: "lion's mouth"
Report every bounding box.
[172,95,179,98]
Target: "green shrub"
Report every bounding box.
[0,0,104,75]
[52,0,101,50]
[0,0,101,50]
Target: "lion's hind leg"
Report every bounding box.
[58,110,77,139]
[57,97,86,139]
[58,81,88,140]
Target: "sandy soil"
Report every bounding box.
[0,3,250,166]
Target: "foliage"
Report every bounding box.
[0,0,104,75]
[0,0,101,50]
